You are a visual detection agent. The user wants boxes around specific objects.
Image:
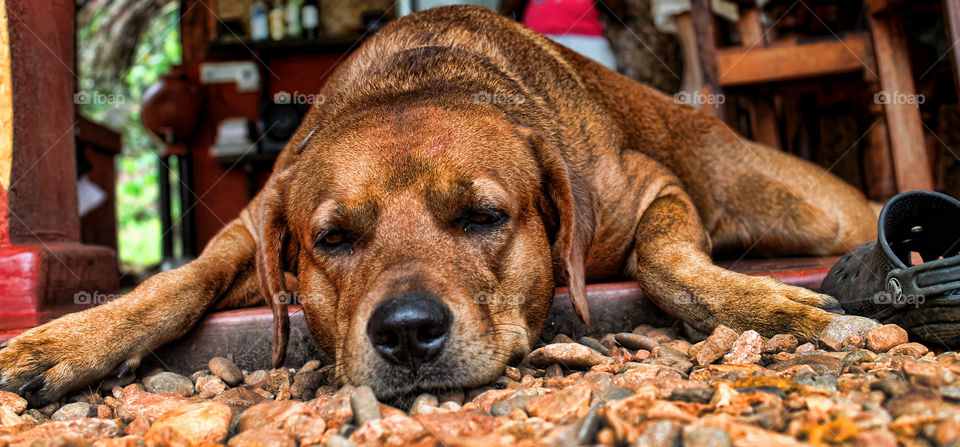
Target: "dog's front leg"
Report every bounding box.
[633,187,878,343]
[0,219,257,404]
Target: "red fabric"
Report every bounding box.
[523,0,606,37]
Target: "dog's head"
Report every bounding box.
[255,90,594,406]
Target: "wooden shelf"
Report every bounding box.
[208,34,366,60]
[716,32,873,87]
[214,150,279,168]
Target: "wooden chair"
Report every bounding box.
[685,0,935,198]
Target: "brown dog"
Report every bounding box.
[0,5,881,405]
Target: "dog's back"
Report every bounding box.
[306,5,876,258]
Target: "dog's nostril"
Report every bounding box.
[371,331,400,350]
[367,294,452,368]
[417,325,445,343]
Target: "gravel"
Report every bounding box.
[2,323,958,445]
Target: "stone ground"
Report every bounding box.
[1,322,959,446]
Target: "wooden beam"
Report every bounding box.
[717,33,873,87]
[868,14,934,192]
[689,0,723,119]
[690,0,719,90]
[736,8,765,47]
[180,0,210,64]
[943,0,960,95]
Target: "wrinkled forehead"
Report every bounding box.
[286,105,540,222]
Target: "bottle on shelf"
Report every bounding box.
[301,0,320,39]
[269,1,286,41]
[250,0,269,42]
[286,0,303,38]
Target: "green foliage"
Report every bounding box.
[77,2,182,269]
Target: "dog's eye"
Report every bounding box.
[315,229,353,253]
[470,212,498,225]
[462,209,507,232]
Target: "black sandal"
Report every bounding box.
[820,190,960,346]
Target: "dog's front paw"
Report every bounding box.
[773,280,843,313]
[820,315,881,344]
[0,314,139,405]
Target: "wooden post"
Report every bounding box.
[735,5,781,148]
[867,11,935,192]
[943,0,960,95]
[181,0,210,65]
[0,0,117,331]
[689,0,724,120]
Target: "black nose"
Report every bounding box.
[367,293,452,369]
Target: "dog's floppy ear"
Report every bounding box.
[524,127,597,325]
[255,169,294,368]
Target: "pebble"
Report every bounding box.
[669,387,714,404]
[866,324,909,352]
[237,401,310,432]
[142,372,195,397]
[0,392,26,419]
[264,369,292,395]
[527,343,616,369]
[1,418,122,444]
[1,321,953,446]
[144,401,231,446]
[902,360,954,387]
[693,325,739,365]
[578,336,607,354]
[195,375,227,399]
[525,386,591,423]
[244,369,270,387]
[283,414,326,445]
[290,371,326,400]
[409,394,439,415]
[890,342,930,357]
[723,330,763,364]
[51,402,94,421]
[842,334,865,350]
[208,357,244,386]
[795,342,816,354]
[684,426,733,447]
[0,407,22,427]
[214,387,265,415]
[298,359,323,373]
[634,419,681,447]
[347,385,381,425]
[615,332,659,351]
[116,392,190,422]
[227,427,297,446]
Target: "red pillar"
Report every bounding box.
[0,0,117,332]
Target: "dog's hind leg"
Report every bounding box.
[0,218,258,404]
[632,182,879,342]
[706,141,879,258]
